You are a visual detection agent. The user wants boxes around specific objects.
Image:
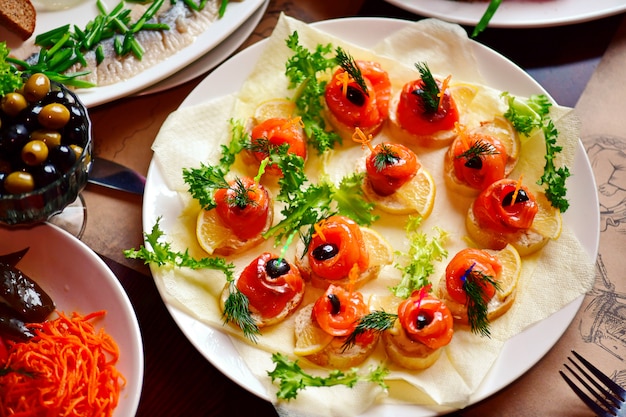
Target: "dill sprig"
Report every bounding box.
[334,47,368,97]
[226,177,257,209]
[342,310,398,350]
[462,265,501,337]
[372,143,400,172]
[222,281,261,343]
[455,139,499,160]
[413,62,440,114]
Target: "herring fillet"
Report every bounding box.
[62,0,220,86]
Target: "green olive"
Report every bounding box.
[1,92,28,117]
[69,144,84,159]
[4,171,35,194]
[21,140,49,166]
[23,73,51,102]
[31,129,62,147]
[38,103,70,130]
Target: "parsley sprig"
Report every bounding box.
[267,353,388,400]
[182,119,249,210]
[502,92,571,212]
[285,32,341,153]
[124,218,234,276]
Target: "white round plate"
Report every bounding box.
[143,17,600,416]
[0,222,143,417]
[137,0,268,96]
[2,0,265,107]
[384,0,626,28]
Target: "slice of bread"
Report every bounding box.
[0,0,36,40]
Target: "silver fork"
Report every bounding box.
[560,350,626,417]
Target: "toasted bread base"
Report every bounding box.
[382,321,442,370]
[465,205,550,257]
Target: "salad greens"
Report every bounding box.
[390,216,448,299]
[0,43,24,96]
[267,353,388,400]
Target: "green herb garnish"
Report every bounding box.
[372,143,400,172]
[462,264,501,337]
[0,42,23,96]
[335,46,368,96]
[182,118,249,209]
[222,279,261,343]
[267,352,388,400]
[455,139,499,161]
[391,216,448,299]
[413,62,441,114]
[472,0,502,38]
[342,310,398,350]
[285,31,341,153]
[502,92,570,212]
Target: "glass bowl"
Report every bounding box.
[0,80,92,226]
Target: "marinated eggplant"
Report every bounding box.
[0,261,55,322]
[0,302,34,341]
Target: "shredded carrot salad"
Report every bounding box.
[0,311,126,417]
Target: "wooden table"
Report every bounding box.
[76,0,626,415]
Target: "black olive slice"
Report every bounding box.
[265,258,290,279]
[312,243,339,261]
[416,311,432,329]
[346,85,366,107]
[502,189,530,206]
[328,293,341,315]
[464,155,483,170]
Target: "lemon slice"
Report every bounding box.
[449,82,480,113]
[294,321,334,357]
[253,98,296,123]
[363,167,436,217]
[294,305,334,356]
[361,227,394,267]
[532,191,563,240]
[490,244,522,298]
[196,209,231,255]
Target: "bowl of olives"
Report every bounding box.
[0,73,92,225]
